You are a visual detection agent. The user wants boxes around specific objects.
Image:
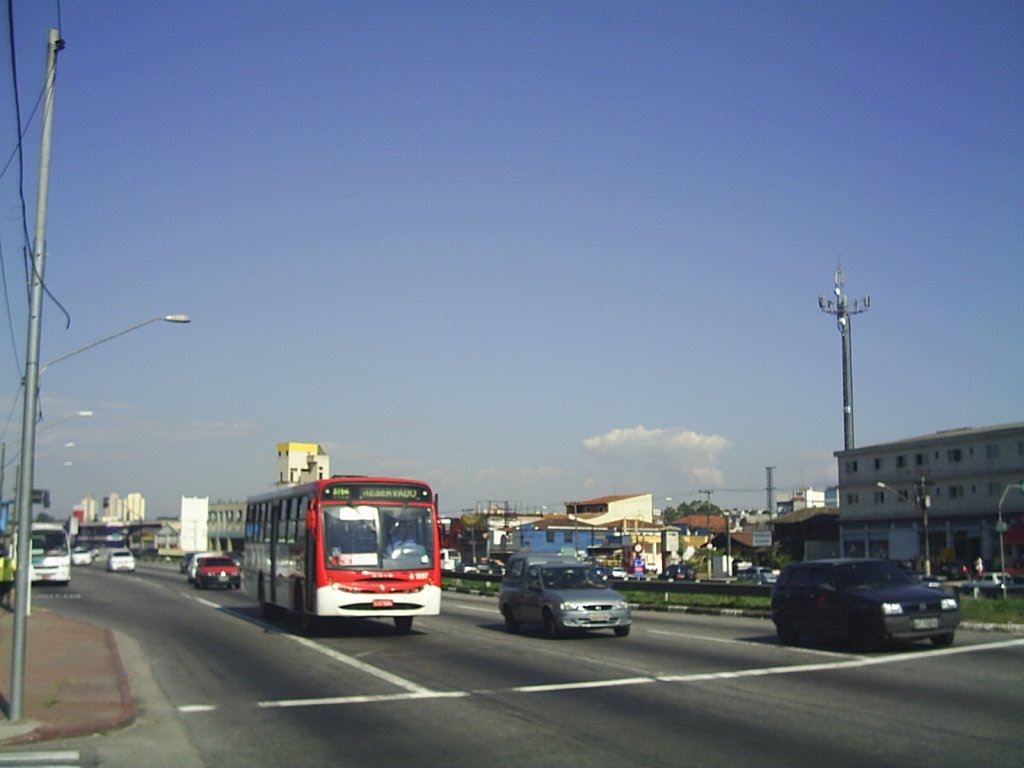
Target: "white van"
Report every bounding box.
[440,548,462,571]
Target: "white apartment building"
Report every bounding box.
[835,423,1024,568]
[276,442,330,487]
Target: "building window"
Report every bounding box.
[874,491,885,503]
[873,458,883,470]
[846,493,860,505]
[986,444,1000,459]
[915,453,927,466]
[947,448,962,462]
[845,460,859,473]
[546,530,555,543]
[948,486,964,499]
[896,455,906,468]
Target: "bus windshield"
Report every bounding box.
[323,504,434,571]
[31,530,69,556]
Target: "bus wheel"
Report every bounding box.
[296,587,318,635]
[394,616,413,634]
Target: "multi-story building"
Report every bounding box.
[835,423,1024,570]
[208,500,245,552]
[276,442,330,486]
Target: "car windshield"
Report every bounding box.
[540,566,606,590]
[322,504,434,571]
[111,551,132,559]
[834,560,914,589]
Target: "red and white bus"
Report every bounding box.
[243,476,441,633]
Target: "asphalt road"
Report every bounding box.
[7,562,1024,767]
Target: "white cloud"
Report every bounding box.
[582,425,732,491]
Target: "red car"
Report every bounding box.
[194,555,241,590]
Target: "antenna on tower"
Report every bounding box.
[818,263,870,451]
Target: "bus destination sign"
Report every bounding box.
[322,483,431,503]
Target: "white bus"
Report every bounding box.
[30,522,71,585]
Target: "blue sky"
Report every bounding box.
[1,1,1021,519]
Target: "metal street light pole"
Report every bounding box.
[996,483,1024,598]
[8,28,62,724]
[876,479,931,576]
[39,314,191,374]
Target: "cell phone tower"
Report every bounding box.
[818,264,870,450]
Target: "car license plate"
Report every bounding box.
[913,617,939,630]
[589,613,610,622]
[372,598,394,608]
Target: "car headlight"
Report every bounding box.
[560,601,585,611]
[941,597,958,611]
[881,602,903,616]
[613,600,629,611]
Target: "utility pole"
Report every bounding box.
[818,264,870,451]
[916,476,932,577]
[765,466,775,518]
[9,28,64,723]
[698,489,714,577]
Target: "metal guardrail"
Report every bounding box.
[444,572,772,598]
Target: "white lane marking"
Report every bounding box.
[284,633,434,694]
[512,676,654,694]
[657,636,1024,682]
[0,753,80,764]
[178,704,217,713]
[647,629,859,659]
[258,690,469,709]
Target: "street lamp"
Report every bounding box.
[9,314,189,722]
[876,479,931,576]
[995,483,1024,598]
[39,314,191,374]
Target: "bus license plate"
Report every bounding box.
[372,598,394,608]
[913,617,939,630]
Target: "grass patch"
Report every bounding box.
[957,595,1024,625]
[622,589,770,612]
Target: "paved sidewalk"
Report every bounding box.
[0,606,134,746]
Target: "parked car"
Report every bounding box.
[771,558,959,651]
[71,546,94,566]
[736,566,777,585]
[194,555,241,590]
[499,555,631,639]
[609,565,628,580]
[106,549,136,573]
[660,563,697,581]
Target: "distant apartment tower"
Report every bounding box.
[276,442,330,486]
[123,492,146,521]
[78,495,98,522]
[98,491,146,522]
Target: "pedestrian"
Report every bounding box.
[0,549,15,608]
[974,556,984,579]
